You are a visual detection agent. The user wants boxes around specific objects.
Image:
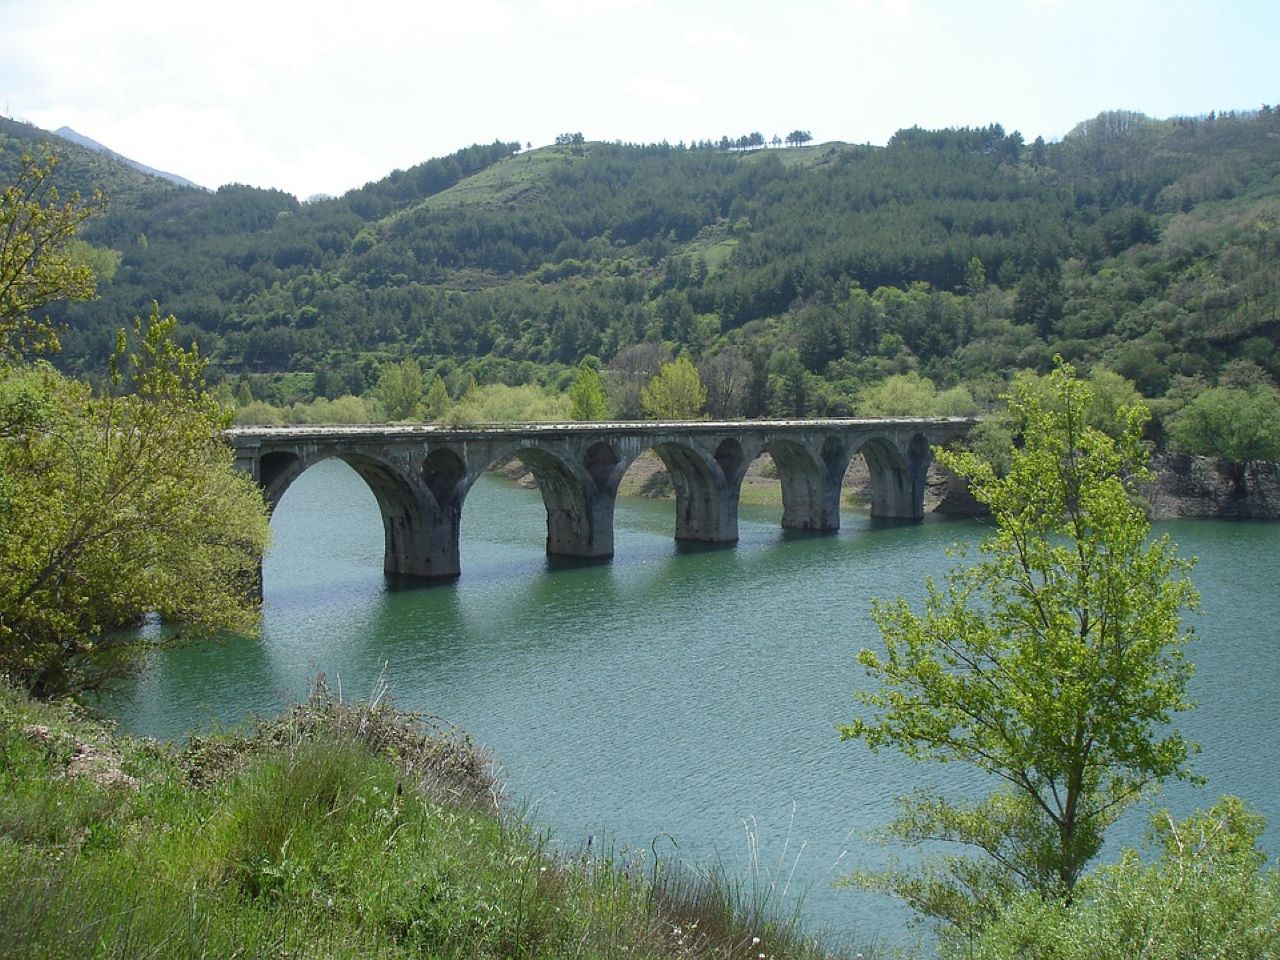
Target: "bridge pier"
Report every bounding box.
[769,438,841,533]
[649,442,740,544]
[384,506,462,579]
[674,484,739,543]
[528,459,617,559]
[861,434,934,520]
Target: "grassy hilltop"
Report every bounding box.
[3,108,1278,430]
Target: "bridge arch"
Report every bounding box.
[422,447,467,511]
[584,441,626,495]
[259,449,452,578]
[487,442,619,559]
[258,450,306,510]
[756,438,834,532]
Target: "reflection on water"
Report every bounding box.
[104,459,1280,946]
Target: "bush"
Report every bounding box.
[959,798,1280,960]
[442,383,571,424]
[1167,385,1280,462]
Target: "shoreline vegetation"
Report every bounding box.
[0,679,874,960]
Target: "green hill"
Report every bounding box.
[4,108,1279,417]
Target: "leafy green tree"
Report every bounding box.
[0,147,104,357]
[0,308,271,696]
[442,383,569,426]
[857,371,940,416]
[1168,385,1280,463]
[641,355,706,420]
[425,373,451,420]
[966,367,1142,480]
[964,256,988,294]
[841,363,1199,937]
[232,399,285,425]
[1084,367,1144,433]
[567,363,608,420]
[376,357,424,421]
[960,798,1280,960]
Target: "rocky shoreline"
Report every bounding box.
[1143,454,1280,520]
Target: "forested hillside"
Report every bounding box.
[4,107,1279,423]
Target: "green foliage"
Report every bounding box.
[233,394,380,425]
[442,382,571,425]
[232,398,285,425]
[641,355,706,420]
[856,372,979,417]
[1083,367,1144,431]
[567,363,609,420]
[606,342,672,420]
[0,307,271,696]
[1167,385,1280,462]
[376,356,424,421]
[66,239,121,284]
[12,112,1280,425]
[957,798,1280,960]
[857,372,940,416]
[0,681,855,960]
[426,372,451,419]
[964,367,1144,477]
[841,362,1199,935]
[0,146,104,357]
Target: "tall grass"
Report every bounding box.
[0,681,877,959]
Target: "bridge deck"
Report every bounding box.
[226,416,976,441]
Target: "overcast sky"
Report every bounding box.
[4,0,1277,200]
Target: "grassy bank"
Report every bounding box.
[0,681,868,959]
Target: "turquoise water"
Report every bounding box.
[107,459,1280,947]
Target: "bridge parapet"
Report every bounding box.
[227,418,975,580]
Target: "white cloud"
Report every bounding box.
[7,0,519,109]
[684,26,756,55]
[538,0,650,24]
[622,76,701,109]
[289,141,389,200]
[24,102,279,191]
[842,0,918,19]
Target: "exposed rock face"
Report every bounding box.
[922,455,1280,521]
[1144,454,1280,520]
[929,462,986,516]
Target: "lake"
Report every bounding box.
[105,458,1280,949]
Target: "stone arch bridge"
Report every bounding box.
[227,418,975,580]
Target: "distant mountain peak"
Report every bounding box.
[53,126,205,190]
